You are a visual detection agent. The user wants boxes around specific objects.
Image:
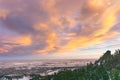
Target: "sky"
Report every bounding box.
[0,0,120,60]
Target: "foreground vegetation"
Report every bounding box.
[1,49,120,80]
[45,49,120,80]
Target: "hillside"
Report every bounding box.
[45,49,120,80]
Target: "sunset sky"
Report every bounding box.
[0,0,120,60]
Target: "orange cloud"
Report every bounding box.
[87,0,105,11]
[34,23,48,31]
[42,0,58,16]
[60,31,118,51]
[0,48,8,53]
[94,1,120,37]
[36,33,59,54]
[0,9,8,19]
[46,33,59,49]
[16,35,32,46]
[0,44,12,54]
[4,35,32,46]
[0,35,32,54]
[35,0,120,53]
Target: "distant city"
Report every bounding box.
[0,59,95,76]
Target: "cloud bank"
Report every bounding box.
[0,0,120,57]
